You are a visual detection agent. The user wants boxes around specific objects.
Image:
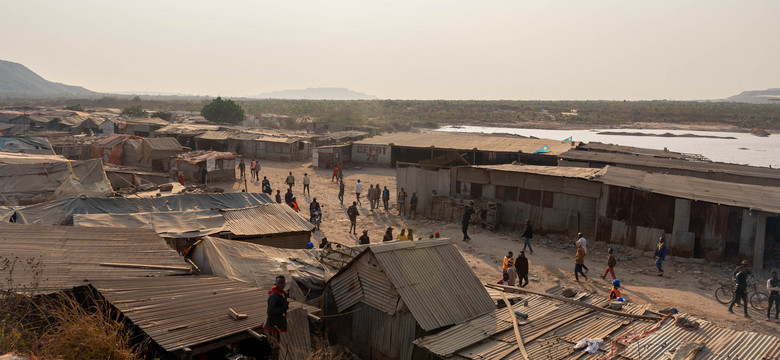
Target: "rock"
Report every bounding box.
[158,183,174,192]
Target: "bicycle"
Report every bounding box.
[715,275,769,311]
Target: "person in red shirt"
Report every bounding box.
[497,272,510,285]
[332,165,339,182]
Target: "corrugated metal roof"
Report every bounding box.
[329,240,496,331]
[143,137,183,151]
[156,123,219,135]
[596,166,780,214]
[576,142,693,160]
[195,130,230,140]
[472,164,604,179]
[0,224,191,294]
[415,291,780,360]
[74,210,225,238]
[255,136,297,143]
[175,150,237,164]
[355,132,575,155]
[88,276,271,353]
[221,204,314,236]
[560,149,780,179]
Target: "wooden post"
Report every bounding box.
[499,291,529,360]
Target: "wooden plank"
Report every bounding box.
[499,291,529,360]
[99,262,192,272]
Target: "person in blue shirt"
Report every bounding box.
[653,236,666,276]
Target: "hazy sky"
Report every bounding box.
[4,0,779,100]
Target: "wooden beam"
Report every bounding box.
[99,262,192,272]
[500,291,529,360]
[485,283,661,321]
[229,308,247,320]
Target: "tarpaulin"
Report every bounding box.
[0,157,112,206]
[74,210,225,238]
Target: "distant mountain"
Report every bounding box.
[0,59,97,98]
[251,87,378,100]
[723,88,780,104]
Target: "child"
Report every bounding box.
[609,279,622,300]
[602,248,617,280]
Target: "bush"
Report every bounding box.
[120,105,148,118]
[150,110,172,121]
[64,104,84,112]
[201,97,245,124]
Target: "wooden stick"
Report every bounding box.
[485,283,661,321]
[99,262,192,272]
[499,291,529,360]
[229,308,247,320]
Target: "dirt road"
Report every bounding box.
[219,159,779,336]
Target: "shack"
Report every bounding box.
[323,240,495,360]
[92,133,142,165]
[118,117,169,137]
[312,144,351,169]
[173,150,237,183]
[0,135,55,155]
[254,136,309,161]
[155,123,220,148]
[133,137,184,172]
[352,132,574,167]
[194,130,230,151]
[219,204,314,248]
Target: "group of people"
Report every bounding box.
[729,260,780,321]
[497,250,530,288]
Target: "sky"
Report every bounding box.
[3,0,779,100]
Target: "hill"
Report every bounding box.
[723,88,780,104]
[251,87,378,100]
[0,59,96,98]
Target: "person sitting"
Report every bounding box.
[382,227,394,242]
[497,272,511,285]
[290,196,299,212]
[609,280,622,300]
[319,237,331,249]
[396,229,408,241]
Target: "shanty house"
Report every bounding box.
[0,135,55,155]
[92,133,142,165]
[219,204,315,248]
[352,132,574,167]
[312,144,351,169]
[194,130,230,152]
[172,150,237,183]
[254,136,310,161]
[132,137,184,172]
[155,123,220,149]
[323,240,496,360]
[118,117,169,137]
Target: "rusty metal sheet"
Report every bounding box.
[355,132,574,155]
[221,204,314,236]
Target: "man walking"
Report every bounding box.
[397,187,407,216]
[285,171,295,190]
[461,204,474,241]
[263,275,289,357]
[654,236,666,276]
[520,219,533,254]
[302,172,310,196]
[575,241,588,282]
[374,184,380,210]
[602,248,617,280]
[238,158,245,179]
[577,232,589,273]
[275,190,282,204]
[382,186,390,211]
[409,191,418,219]
[729,265,750,318]
[347,201,359,235]
[332,165,339,182]
[355,180,363,205]
[515,251,529,287]
[250,159,257,180]
[767,271,779,322]
[368,184,376,211]
[338,179,345,205]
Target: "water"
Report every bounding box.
[436,125,779,168]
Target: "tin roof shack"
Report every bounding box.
[117,117,169,137]
[43,132,96,160]
[156,123,219,148]
[414,286,780,360]
[559,149,780,187]
[313,144,352,169]
[189,236,330,304]
[451,165,603,237]
[0,153,112,206]
[194,130,230,151]
[132,137,184,172]
[72,116,116,136]
[220,204,314,248]
[85,276,312,360]
[353,132,574,167]
[254,136,310,161]
[310,130,368,147]
[594,166,780,270]
[0,135,55,155]
[575,141,696,160]
[323,240,496,360]
[92,133,142,165]
[173,150,237,183]
[0,224,191,294]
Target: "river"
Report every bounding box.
[436,125,779,168]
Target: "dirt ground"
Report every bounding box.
[210,159,779,336]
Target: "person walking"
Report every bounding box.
[355,180,363,205]
[238,159,246,179]
[575,241,588,282]
[177,171,185,185]
[262,176,272,194]
[654,236,666,276]
[275,190,282,204]
[347,201,359,235]
[284,188,293,206]
[374,184,381,210]
[338,179,345,205]
[368,184,376,211]
[397,188,407,216]
[767,271,779,322]
[515,251,529,288]
[332,165,339,182]
[254,160,261,180]
[602,248,617,280]
[358,229,370,245]
[383,227,394,242]
[409,191,418,219]
[285,172,295,190]
[263,275,289,359]
[382,186,390,211]
[729,265,750,318]
[520,219,533,254]
[502,251,514,272]
[302,173,311,196]
[200,166,208,184]
[250,159,257,180]
[461,205,474,242]
[577,233,589,273]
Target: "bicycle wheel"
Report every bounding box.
[750,292,769,311]
[715,286,733,304]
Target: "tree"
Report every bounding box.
[121,105,147,117]
[150,110,172,121]
[64,104,84,112]
[200,97,245,124]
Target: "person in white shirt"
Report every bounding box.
[302,173,311,196]
[355,180,363,205]
[577,232,589,273]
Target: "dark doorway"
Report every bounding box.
[765,216,780,268]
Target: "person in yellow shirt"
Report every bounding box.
[396,228,408,241]
[502,251,514,271]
